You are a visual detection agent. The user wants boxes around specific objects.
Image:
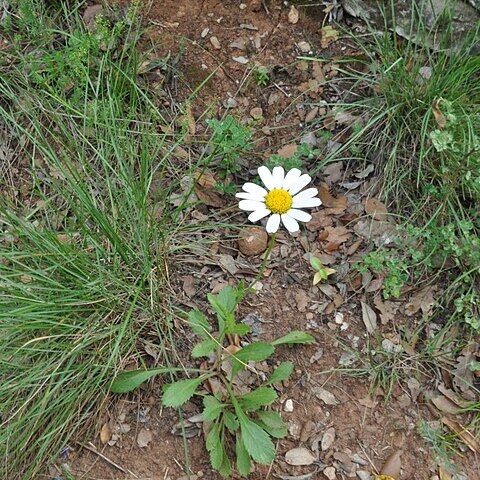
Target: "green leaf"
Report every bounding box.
[162,376,205,408]
[187,309,211,339]
[224,411,239,432]
[218,447,232,478]
[110,368,173,393]
[191,339,217,358]
[235,408,275,465]
[238,387,277,411]
[231,342,275,377]
[203,395,224,421]
[236,435,252,477]
[256,411,288,438]
[265,361,294,385]
[271,331,315,347]
[206,423,223,470]
[310,255,322,271]
[225,323,251,335]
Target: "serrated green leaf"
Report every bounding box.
[235,408,275,465]
[206,423,223,470]
[225,323,251,335]
[231,342,275,377]
[271,331,315,347]
[218,447,232,477]
[238,387,277,411]
[187,309,211,339]
[224,411,239,432]
[203,395,224,421]
[191,339,217,358]
[265,361,294,386]
[256,411,288,438]
[110,367,173,393]
[236,435,252,477]
[162,376,206,408]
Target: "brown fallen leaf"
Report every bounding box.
[438,464,452,480]
[379,449,402,479]
[182,276,196,298]
[100,422,111,445]
[441,416,479,453]
[277,143,298,158]
[404,285,437,317]
[364,197,388,221]
[194,184,224,207]
[374,296,398,325]
[438,384,471,408]
[432,98,447,129]
[317,183,348,213]
[429,391,462,415]
[361,300,378,334]
[452,345,476,398]
[288,5,299,24]
[321,225,351,253]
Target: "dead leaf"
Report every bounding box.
[277,144,298,158]
[438,465,452,480]
[323,161,344,185]
[430,391,462,415]
[182,276,196,298]
[358,396,378,408]
[184,104,196,136]
[317,183,348,213]
[432,99,447,129]
[288,5,299,24]
[219,254,238,275]
[313,386,339,405]
[320,26,339,48]
[405,285,437,317]
[100,422,111,445]
[364,197,388,221]
[441,417,479,453]
[285,447,316,466]
[452,346,476,397]
[194,184,224,207]
[374,296,398,324]
[380,450,402,478]
[321,226,351,253]
[137,428,153,448]
[354,164,375,179]
[361,301,377,334]
[438,384,471,408]
[306,211,333,231]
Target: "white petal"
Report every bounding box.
[282,168,302,191]
[248,209,271,222]
[242,182,268,197]
[281,214,300,233]
[272,166,285,188]
[287,208,312,222]
[291,188,319,202]
[258,166,276,191]
[239,200,266,211]
[292,197,322,208]
[288,174,312,195]
[266,214,280,233]
[236,192,262,200]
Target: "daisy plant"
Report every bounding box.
[237,166,321,288]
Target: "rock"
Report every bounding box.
[300,132,317,148]
[223,97,238,109]
[232,56,249,64]
[284,398,294,412]
[342,0,480,52]
[249,107,263,120]
[323,466,337,480]
[297,41,311,53]
[210,36,221,49]
[351,454,368,466]
[285,447,316,466]
[238,227,268,256]
[136,428,153,447]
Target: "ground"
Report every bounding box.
[39,1,479,479]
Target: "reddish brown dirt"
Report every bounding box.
[59,1,480,480]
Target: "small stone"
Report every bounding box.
[351,454,368,466]
[324,466,337,480]
[300,132,317,147]
[250,107,263,120]
[305,107,319,123]
[297,41,311,53]
[285,447,316,466]
[201,27,209,38]
[238,227,268,256]
[239,3,247,9]
[210,36,221,49]
[223,97,238,109]
[356,471,373,480]
[284,399,294,412]
[232,56,249,64]
[136,428,153,448]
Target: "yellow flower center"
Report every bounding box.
[265,189,292,214]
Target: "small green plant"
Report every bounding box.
[111,285,315,477]
[207,116,252,195]
[253,65,270,87]
[310,255,336,285]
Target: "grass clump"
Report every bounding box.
[0,1,202,478]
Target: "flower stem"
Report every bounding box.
[248,233,276,292]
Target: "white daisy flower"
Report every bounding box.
[236,166,322,233]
